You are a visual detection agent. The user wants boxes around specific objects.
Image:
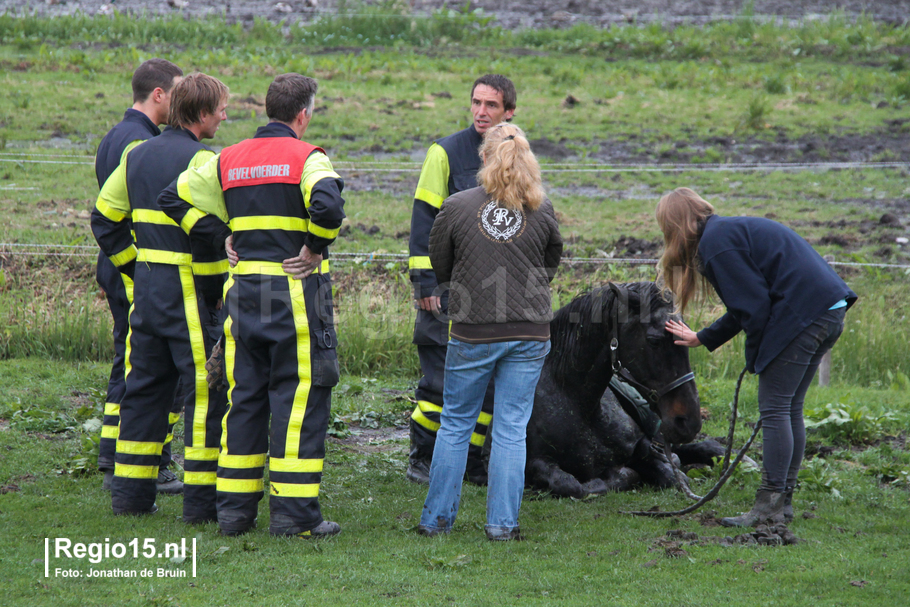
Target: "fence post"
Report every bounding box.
[817,255,835,387]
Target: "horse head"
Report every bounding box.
[607,282,702,444]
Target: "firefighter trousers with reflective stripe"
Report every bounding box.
[410,309,494,479]
[218,272,339,535]
[111,263,227,521]
[97,253,181,472]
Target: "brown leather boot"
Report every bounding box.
[782,471,799,523]
[720,488,786,528]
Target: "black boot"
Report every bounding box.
[720,488,786,528]
[782,471,799,523]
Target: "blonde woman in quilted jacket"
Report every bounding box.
[417,123,562,541]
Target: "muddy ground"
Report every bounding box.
[8,0,910,29]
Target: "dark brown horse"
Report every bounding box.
[526,282,719,498]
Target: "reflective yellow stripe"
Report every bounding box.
[136,249,193,266]
[184,471,217,485]
[168,412,181,425]
[179,264,210,452]
[164,432,174,445]
[217,477,264,493]
[286,277,311,460]
[308,222,340,239]
[302,169,340,208]
[477,412,492,426]
[269,482,320,498]
[231,260,329,276]
[185,447,220,461]
[418,400,442,413]
[177,172,194,206]
[415,186,444,209]
[180,207,207,233]
[219,453,267,469]
[132,208,178,226]
[470,432,486,447]
[109,244,138,267]
[115,463,159,479]
[269,458,324,473]
[117,440,164,456]
[230,215,308,232]
[408,256,433,270]
[221,286,236,456]
[96,198,129,222]
[193,259,229,276]
[122,273,134,303]
[101,425,119,439]
[411,408,440,432]
[104,402,121,416]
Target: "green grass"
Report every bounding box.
[1,360,909,606]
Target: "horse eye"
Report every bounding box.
[646,335,664,347]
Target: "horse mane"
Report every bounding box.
[548,282,669,381]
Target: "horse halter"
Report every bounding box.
[608,289,696,410]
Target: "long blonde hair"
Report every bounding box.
[477,123,545,212]
[656,187,715,313]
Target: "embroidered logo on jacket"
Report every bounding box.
[479,201,524,242]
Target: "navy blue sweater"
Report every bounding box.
[695,215,857,374]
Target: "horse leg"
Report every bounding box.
[526,458,587,498]
[581,467,641,494]
[673,438,758,469]
[627,438,676,489]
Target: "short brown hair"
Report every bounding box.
[132,58,183,103]
[472,74,517,112]
[266,73,318,123]
[168,72,230,130]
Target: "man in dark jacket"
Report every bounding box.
[406,75,517,485]
[94,58,185,494]
[93,73,231,521]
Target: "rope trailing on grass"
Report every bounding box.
[624,367,764,518]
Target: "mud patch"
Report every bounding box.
[329,424,408,454]
[654,525,806,551]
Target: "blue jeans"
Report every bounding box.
[758,308,846,492]
[420,338,550,536]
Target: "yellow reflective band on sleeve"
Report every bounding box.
[136,249,193,266]
[168,412,181,425]
[408,256,433,271]
[269,458,324,473]
[470,432,486,447]
[116,440,164,456]
[101,425,119,439]
[230,215,308,232]
[415,187,445,209]
[132,208,179,226]
[285,277,312,460]
[179,265,210,453]
[109,244,138,268]
[177,172,195,206]
[302,169,341,208]
[185,447,220,461]
[418,400,442,413]
[231,260,329,276]
[115,463,159,479]
[219,453,268,469]
[184,471,216,486]
[307,222,340,239]
[180,207,207,233]
[476,411,493,426]
[411,409,441,432]
[269,482,320,498]
[104,402,121,416]
[217,477,264,494]
[95,198,129,222]
[193,259,229,276]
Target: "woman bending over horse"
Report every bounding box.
[657,187,857,527]
[417,123,562,541]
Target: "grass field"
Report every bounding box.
[1,6,909,606]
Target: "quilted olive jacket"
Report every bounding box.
[428,186,562,329]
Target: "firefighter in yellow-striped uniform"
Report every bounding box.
[92,73,231,522]
[159,73,346,538]
[406,75,517,485]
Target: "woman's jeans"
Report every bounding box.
[758,308,846,492]
[420,338,550,536]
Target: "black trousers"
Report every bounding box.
[110,263,226,521]
[409,308,494,475]
[97,254,180,472]
[217,269,339,535]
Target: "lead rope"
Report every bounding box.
[623,367,762,518]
